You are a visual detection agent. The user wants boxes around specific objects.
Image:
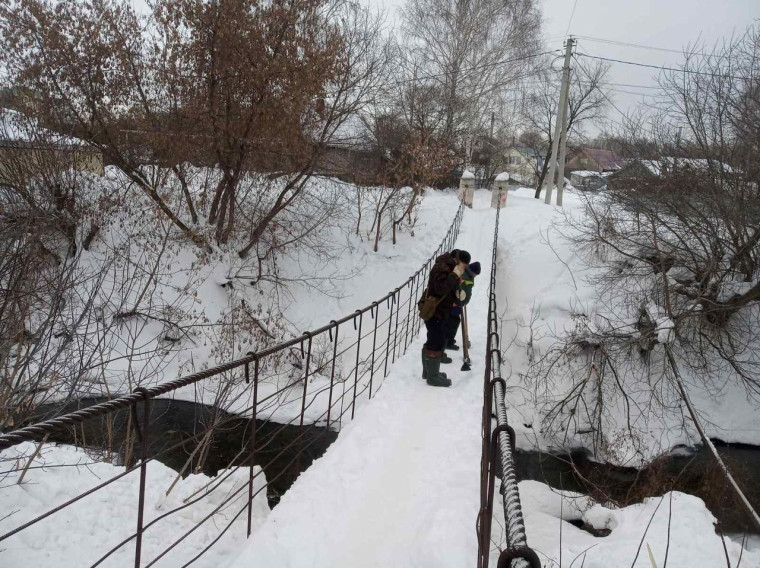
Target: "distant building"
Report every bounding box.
[569,170,608,191]
[0,108,104,184]
[566,148,622,173]
[503,146,546,186]
[609,157,736,188]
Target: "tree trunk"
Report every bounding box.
[373,211,381,252]
[534,151,552,199]
[172,165,199,224]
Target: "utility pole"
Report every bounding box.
[555,63,572,207]
[544,37,574,205]
[489,111,495,181]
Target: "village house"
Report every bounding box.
[607,157,735,191]
[566,148,622,174]
[503,146,545,186]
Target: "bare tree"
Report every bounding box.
[527,26,760,470]
[1,0,389,255]
[523,57,611,197]
[399,0,542,160]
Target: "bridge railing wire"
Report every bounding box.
[0,202,464,567]
[476,205,541,568]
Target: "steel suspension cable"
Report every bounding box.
[478,205,540,568]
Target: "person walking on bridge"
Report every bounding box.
[421,250,467,387]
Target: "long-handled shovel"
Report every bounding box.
[461,305,472,371]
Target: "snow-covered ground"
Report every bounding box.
[521,480,758,567]
[217,189,760,567]
[0,442,269,567]
[497,188,760,465]
[3,188,757,567]
[223,188,497,568]
[20,169,460,426]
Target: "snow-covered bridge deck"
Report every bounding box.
[225,191,498,568]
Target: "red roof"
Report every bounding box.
[582,148,621,170]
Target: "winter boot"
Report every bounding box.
[441,351,453,364]
[421,348,446,380]
[423,351,452,388]
[446,340,460,351]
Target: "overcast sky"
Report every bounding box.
[369,0,759,133]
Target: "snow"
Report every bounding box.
[570,170,602,178]
[215,189,759,567]
[0,442,269,567]
[521,481,760,567]
[224,189,497,568]
[461,169,475,179]
[19,170,460,428]
[495,188,760,463]
[3,187,758,567]
[0,107,86,147]
[495,172,511,182]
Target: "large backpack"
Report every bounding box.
[417,287,445,321]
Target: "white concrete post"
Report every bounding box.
[459,170,475,208]
[492,173,509,209]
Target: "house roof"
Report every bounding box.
[581,148,621,170]
[623,157,734,177]
[571,170,603,178]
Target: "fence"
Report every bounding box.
[476,205,541,568]
[0,203,464,567]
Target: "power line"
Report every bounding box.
[572,54,633,123]
[575,51,752,81]
[574,35,722,59]
[564,0,579,37]
[392,49,558,88]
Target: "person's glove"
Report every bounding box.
[457,289,466,301]
[453,264,465,277]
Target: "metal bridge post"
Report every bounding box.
[132,388,152,568]
[392,289,402,365]
[298,333,313,473]
[351,311,363,419]
[403,277,414,353]
[369,303,379,399]
[326,322,339,429]
[384,295,395,378]
[247,356,259,538]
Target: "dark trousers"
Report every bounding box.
[423,317,448,352]
[446,314,461,346]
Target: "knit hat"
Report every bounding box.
[453,249,471,264]
[468,261,481,275]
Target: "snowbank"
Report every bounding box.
[496,188,760,464]
[0,443,269,567]
[15,166,460,427]
[516,481,760,567]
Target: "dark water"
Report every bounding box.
[35,398,338,507]
[515,442,760,534]
[34,398,760,530]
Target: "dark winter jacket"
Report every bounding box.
[427,253,460,321]
[460,265,477,306]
